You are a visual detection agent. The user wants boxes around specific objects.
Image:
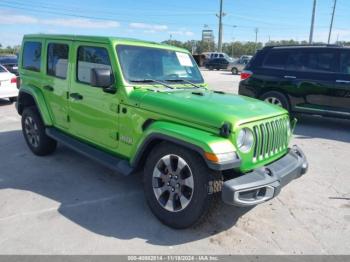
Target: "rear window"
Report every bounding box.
[263,51,289,69]
[22,41,42,72]
[47,43,69,79]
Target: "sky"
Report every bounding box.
[0,0,349,47]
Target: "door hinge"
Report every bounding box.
[67,115,70,122]
[66,92,69,99]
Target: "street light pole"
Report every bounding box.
[309,0,317,44]
[328,0,337,44]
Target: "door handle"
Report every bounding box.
[70,93,83,100]
[336,80,350,84]
[43,85,54,92]
[284,75,296,79]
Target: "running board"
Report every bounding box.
[46,128,133,176]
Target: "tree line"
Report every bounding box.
[0,44,21,55]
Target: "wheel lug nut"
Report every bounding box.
[175,175,178,180]
[171,187,175,192]
[167,182,170,186]
[176,183,180,187]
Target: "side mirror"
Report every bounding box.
[90,68,115,91]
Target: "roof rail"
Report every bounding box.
[263,44,343,49]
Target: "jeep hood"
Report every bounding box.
[132,89,287,130]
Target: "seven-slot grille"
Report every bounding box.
[252,116,290,163]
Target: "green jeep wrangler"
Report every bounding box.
[17,34,308,228]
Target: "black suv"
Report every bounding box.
[239,45,350,119]
[205,57,230,71]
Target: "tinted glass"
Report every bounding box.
[0,57,17,64]
[263,51,289,69]
[302,51,335,72]
[47,43,69,79]
[0,65,6,73]
[340,51,350,75]
[286,51,304,71]
[77,46,111,84]
[22,41,42,72]
[117,45,203,83]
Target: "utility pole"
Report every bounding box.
[217,0,224,52]
[328,0,337,44]
[309,0,317,44]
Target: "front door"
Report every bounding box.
[42,40,72,130]
[68,42,119,150]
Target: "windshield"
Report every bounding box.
[116,45,204,84]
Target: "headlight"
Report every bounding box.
[236,128,254,153]
[286,120,291,136]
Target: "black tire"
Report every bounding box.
[143,142,222,229]
[260,91,290,112]
[21,106,57,156]
[9,97,17,103]
[231,67,238,75]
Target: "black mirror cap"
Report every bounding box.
[90,68,114,88]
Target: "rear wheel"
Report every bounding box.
[231,67,239,75]
[260,91,290,112]
[143,142,221,229]
[22,107,57,156]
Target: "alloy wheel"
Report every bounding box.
[24,116,40,147]
[264,97,283,107]
[152,154,194,212]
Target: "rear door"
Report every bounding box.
[42,40,71,130]
[283,48,337,112]
[332,49,350,113]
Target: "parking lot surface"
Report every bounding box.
[0,69,349,254]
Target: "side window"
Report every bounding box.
[263,51,289,69]
[286,51,304,71]
[22,41,42,72]
[47,43,69,79]
[340,51,350,75]
[302,51,335,73]
[77,46,112,85]
[219,54,224,58]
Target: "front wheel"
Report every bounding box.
[143,143,221,229]
[21,107,57,156]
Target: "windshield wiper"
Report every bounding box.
[164,79,202,89]
[130,79,174,89]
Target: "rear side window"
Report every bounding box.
[299,51,335,73]
[77,46,111,85]
[263,51,289,69]
[0,65,6,73]
[22,41,42,72]
[47,43,69,79]
[340,51,350,75]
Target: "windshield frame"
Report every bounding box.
[115,44,204,86]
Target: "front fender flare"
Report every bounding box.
[131,121,240,171]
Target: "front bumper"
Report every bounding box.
[221,145,308,206]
